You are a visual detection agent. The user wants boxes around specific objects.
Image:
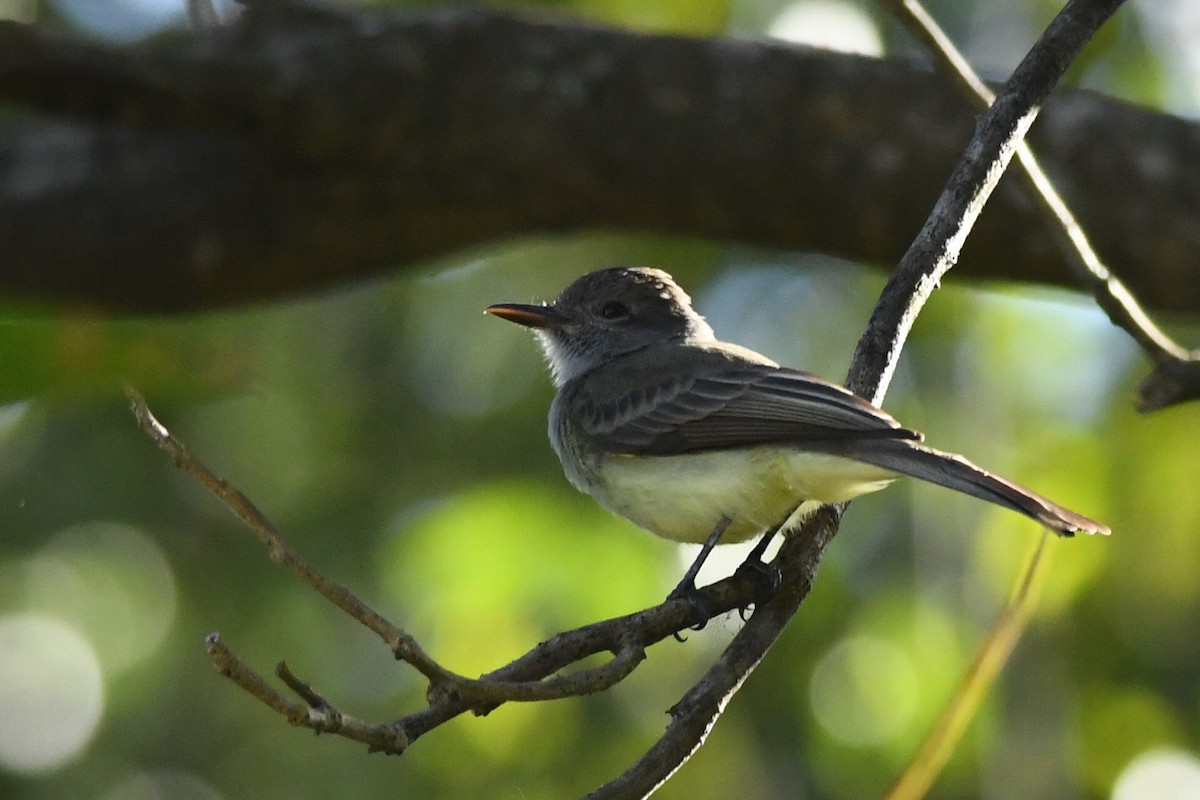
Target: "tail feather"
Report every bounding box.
[832,439,1109,537]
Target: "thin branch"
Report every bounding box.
[124,385,455,684]
[207,633,412,753]
[276,660,333,711]
[862,2,1136,794]
[205,632,308,722]
[881,0,1200,411]
[387,573,775,746]
[848,0,1128,403]
[127,384,776,745]
[586,509,842,800]
[128,385,644,705]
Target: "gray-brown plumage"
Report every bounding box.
[488,267,1109,545]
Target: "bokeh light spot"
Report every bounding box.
[0,399,42,483]
[102,769,225,800]
[809,635,918,747]
[769,0,884,56]
[0,399,30,440]
[0,614,103,773]
[22,521,177,674]
[47,0,184,41]
[1113,748,1200,800]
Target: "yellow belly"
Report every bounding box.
[590,447,897,544]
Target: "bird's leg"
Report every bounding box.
[669,516,731,600]
[743,522,782,566]
[667,516,731,635]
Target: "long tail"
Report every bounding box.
[834,439,1109,537]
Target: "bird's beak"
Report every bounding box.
[485,303,566,329]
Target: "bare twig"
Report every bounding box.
[587,508,843,800]
[124,385,455,684]
[385,573,774,747]
[276,661,334,712]
[880,0,1200,411]
[126,384,775,743]
[205,633,308,722]
[207,633,411,753]
[861,3,1138,794]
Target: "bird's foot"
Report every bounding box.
[666,578,716,640]
[733,554,781,621]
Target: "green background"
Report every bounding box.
[2,1,1199,799]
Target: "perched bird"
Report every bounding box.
[487,267,1108,585]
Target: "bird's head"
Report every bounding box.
[486,266,715,386]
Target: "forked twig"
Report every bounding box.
[125,385,770,745]
[124,384,450,682]
[206,633,410,752]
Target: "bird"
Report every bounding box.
[486,266,1108,590]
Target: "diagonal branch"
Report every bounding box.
[849,0,1127,402]
[586,508,842,799]
[124,385,455,687]
[880,0,1200,411]
[591,0,1126,797]
[207,633,412,754]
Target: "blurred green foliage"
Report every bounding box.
[4,1,1200,799]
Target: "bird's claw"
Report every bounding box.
[733,555,781,620]
[667,579,716,641]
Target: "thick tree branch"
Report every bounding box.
[1,3,1197,314]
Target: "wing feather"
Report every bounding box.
[571,346,920,455]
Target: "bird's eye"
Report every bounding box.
[600,302,630,320]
